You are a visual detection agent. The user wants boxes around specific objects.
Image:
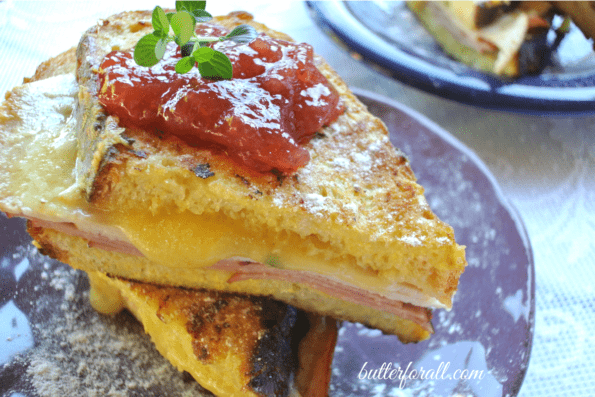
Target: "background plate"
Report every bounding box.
[307,1,595,115]
[0,90,534,397]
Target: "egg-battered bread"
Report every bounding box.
[84,271,337,397]
[0,10,466,343]
[0,49,339,397]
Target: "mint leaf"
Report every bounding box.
[152,6,169,33]
[170,11,195,45]
[175,56,196,74]
[155,38,168,60]
[225,24,258,44]
[153,29,169,40]
[176,1,206,13]
[192,9,212,23]
[198,50,232,79]
[134,33,161,67]
[133,2,238,80]
[192,46,214,63]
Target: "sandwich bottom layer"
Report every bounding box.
[85,271,338,397]
[30,224,433,343]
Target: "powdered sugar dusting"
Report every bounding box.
[2,244,212,396]
[301,83,331,107]
[352,152,372,171]
[332,157,350,168]
[399,234,423,247]
[303,193,332,217]
[272,131,396,223]
[436,236,450,245]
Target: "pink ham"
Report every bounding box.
[24,216,144,257]
[18,214,432,332]
[211,259,433,332]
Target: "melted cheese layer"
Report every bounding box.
[113,206,444,308]
[0,74,81,218]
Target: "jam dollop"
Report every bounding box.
[98,24,344,174]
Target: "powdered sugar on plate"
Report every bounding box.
[1,241,213,397]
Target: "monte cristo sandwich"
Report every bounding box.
[0,6,467,347]
[0,45,339,397]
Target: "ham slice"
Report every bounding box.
[18,214,432,332]
[211,259,433,332]
[26,217,144,257]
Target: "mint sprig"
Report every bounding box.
[132,1,257,80]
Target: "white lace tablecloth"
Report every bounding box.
[0,1,593,396]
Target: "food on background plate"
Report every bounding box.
[0,2,467,395]
[407,1,594,77]
[550,1,595,41]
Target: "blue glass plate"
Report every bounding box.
[0,90,534,397]
[307,1,595,115]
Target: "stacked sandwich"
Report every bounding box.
[408,1,595,77]
[0,6,466,397]
[408,1,556,77]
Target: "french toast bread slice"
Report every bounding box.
[85,271,337,397]
[0,46,337,397]
[0,10,466,342]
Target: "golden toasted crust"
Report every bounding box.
[86,271,300,397]
[23,47,77,83]
[73,10,466,307]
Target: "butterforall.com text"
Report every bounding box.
[358,361,485,389]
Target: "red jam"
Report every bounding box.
[98,24,344,174]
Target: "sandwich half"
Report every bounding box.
[1,46,338,397]
[0,10,467,343]
[407,1,554,77]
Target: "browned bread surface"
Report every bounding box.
[73,10,466,308]
[0,10,467,343]
[86,271,301,397]
[23,47,77,83]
